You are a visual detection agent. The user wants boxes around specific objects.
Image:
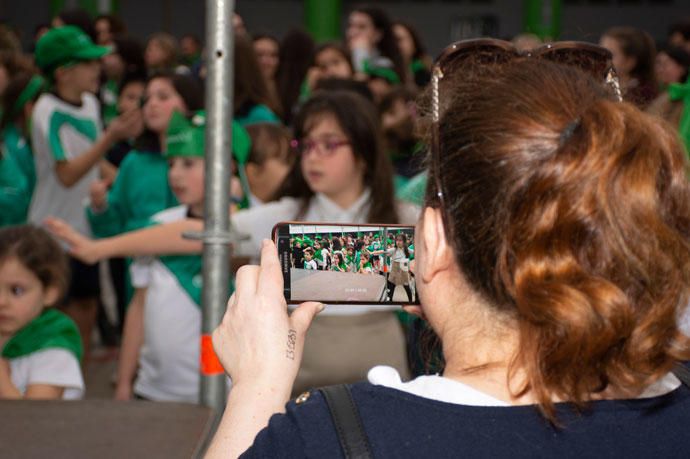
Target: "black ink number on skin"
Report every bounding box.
[286,329,297,360]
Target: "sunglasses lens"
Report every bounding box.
[439,44,518,77]
[539,47,611,81]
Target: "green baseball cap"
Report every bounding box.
[166,110,206,158]
[165,109,254,165]
[35,26,111,73]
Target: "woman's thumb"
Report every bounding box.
[289,302,325,334]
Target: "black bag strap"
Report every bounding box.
[319,384,373,459]
[672,363,690,387]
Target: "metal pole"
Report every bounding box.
[200,0,234,412]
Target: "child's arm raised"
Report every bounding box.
[45,217,204,264]
[54,109,142,188]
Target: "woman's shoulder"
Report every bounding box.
[246,379,690,458]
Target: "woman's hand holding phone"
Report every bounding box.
[212,240,324,398]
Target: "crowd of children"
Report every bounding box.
[0,5,689,402]
[291,230,416,302]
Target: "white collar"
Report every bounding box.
[310,189,372,222]
[368,365,681,406]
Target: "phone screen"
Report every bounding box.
[273,222,419,305]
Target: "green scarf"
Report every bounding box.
[668,76,690,159]
[2,309,82,361]
[159,254,234,308]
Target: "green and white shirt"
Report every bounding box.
[29,92,102,236]
[130,205,233,402]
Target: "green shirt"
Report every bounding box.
[101,79,119,126]
[236,104,280,127]
[0,148,32,227]
[396,172,427,207]
[86,150,178,238]
[2,124,35,193]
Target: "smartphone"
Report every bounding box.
[272,222,419,305]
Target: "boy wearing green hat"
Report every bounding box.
[29,25,143,361]
[115,110,232,401]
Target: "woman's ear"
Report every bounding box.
[420,206,453,284]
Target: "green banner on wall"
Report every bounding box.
[51,0,118,17]
[305,0,342,43]
[523,0,561,40]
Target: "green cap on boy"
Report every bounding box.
[34,26,111,74]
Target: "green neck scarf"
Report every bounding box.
[2,309,83,361]
[668,76,690,159]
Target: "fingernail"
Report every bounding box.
[317,303,325,312]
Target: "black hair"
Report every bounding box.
[351,5,407,84]
[112,36,146,76]
[0,225,69,302]
[276,90,398,224]
[56,8,96,42]
[313,77,374,102]
[276,29,315,124]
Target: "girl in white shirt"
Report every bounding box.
[0,225,84,400]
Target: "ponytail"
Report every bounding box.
[438,60,690,421]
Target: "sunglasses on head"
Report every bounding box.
[429,38,622,236]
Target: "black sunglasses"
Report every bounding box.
[429,38,622,237]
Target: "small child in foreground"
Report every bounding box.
[0,225,84,399]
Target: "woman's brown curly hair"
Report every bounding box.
[432,59,690,420]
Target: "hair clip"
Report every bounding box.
[559,118,581,147]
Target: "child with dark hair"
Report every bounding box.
[393,21,432,87]
[600,27,658,108]
[0,225,83,399]
[100,36,146,126]
[347,6,407,85]
[302,247,317,271]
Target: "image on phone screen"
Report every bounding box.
[274,223,419,305]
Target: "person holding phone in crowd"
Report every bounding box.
[204,44,690,457]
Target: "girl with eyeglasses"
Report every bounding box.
[46,89,420,396]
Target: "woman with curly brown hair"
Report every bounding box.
[205,41,690,457]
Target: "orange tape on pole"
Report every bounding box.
[200,335,225,376]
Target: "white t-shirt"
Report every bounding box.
[232,189,420,315]
[368,365,681,406]
[304,259,318,270]
[29,92,102,236]
[9,348,84,400]
[130,206,202,402]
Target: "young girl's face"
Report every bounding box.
[118,81,145,114]
[253,37,280,80]
[0,257,57,337]
[143,78,188,134]
[396,237,405,248]
[168,157,205,213]
[301,114,364,202]
[315,48,353,79]
[145,39,169,68]
[305,252,312,261]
